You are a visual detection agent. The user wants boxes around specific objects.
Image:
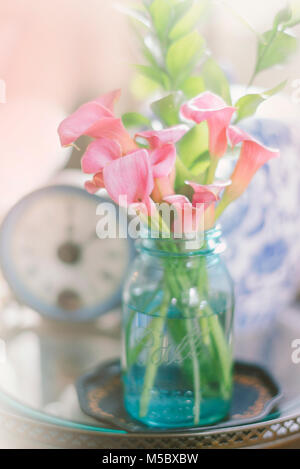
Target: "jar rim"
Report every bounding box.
[139,224,221,238]
[137,225,225,258]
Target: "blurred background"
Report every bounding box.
[1,0,300,448]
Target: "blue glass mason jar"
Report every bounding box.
[122,226,235,429]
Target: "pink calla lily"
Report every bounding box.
[135,126,188,202]
[186,181,231,229]
[135,125,188,149]
[227,125,249,147]
[164,195,204,235]
[59,87,280,232]
[82,138,122,194]
[224,125,280,202]
[94,89,122,112]
[150,144,176,178]
[103,149,154,214]
[85,117,137,154]
[84,172,105,194]
[181,92,236,159]
[187,180,231,205]
[58,89,119,146]
[85,180,99,194]
[164,181,222,233]
[81,138,121,174]
[58,89,136,153]
[151,176,175,203]
[187,182,219,206]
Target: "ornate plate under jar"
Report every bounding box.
[1,303,300,449]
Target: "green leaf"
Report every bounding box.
[131,74,159,100]
[218,1,261,39]
[149,0,173,42]
[189,151,210,173]
[135,64,170,89]
[172,0,194,21]
[151,93,182,126]
[274,5,292,28]
[202,58,232,104]
[142,44,158,68]
[256,30,298,73]
[175,151,210,190]
[235,80,287,122]
[264,79,288,96]
[177,122,209,171]
[181,76,205,98]
[175,157,195,191]
[283,0,300,28]
[235,95,264,123]
[166,31,205,85]
[122,112,151,129]
[143,35,164,67]
[169,0,209,41]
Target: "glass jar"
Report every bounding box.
[122,226,235,429]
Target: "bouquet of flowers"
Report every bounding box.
[58,0,299,428]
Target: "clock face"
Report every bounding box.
[0,186,134,321]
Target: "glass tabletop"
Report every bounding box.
[1,298,300,434]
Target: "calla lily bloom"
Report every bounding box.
[103,149,154,214]
[85,117,137,154]
[81,138,122,174]
[84,171,106,194]
[58,89,136,153]
[135,125,188,149]
[150,175,175,204]
[82,138,122,194]
[135,126,188,202]
[186,181,228,229]
[94,89,122,112]
[186,181,229,205]
[58,89,119,146]
[150,144,176,178]
[181,92,236,160]
[164,195,204,235]
[149,145,177,201]
[223,125,280,203]
[83,139,176,199]
[188,180,231,204]
[83,142,155,211]
[164,183,221,233]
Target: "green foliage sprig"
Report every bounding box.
[120,0,300,189]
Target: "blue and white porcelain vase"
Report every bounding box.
[220,117,300,332]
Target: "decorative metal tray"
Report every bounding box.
[76,360,282,432]
[1,304,300,449]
